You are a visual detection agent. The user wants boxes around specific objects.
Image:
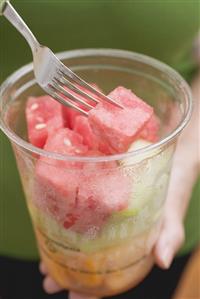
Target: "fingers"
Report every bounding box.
[154,213,185,269]
[39,261,48,275]
[39,262,100,297]
[43,276,63,294]
[39,262,63,294]
[69,291,100,299]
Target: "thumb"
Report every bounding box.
[154,213,185,269]
[69,291,100,299]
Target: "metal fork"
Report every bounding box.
[0,0,123,115]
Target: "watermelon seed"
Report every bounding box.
[74,148,82,154]
[30,103,39,111]
[63,138,72,146]
[35,123,47,130]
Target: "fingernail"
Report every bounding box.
[162,248,172,269]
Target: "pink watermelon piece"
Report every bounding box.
[97,140,115,155]
[26,96,66,148]
[35,160,131,234]
[62,83,102,129]
[42,128,88,158]
[70,167,131,233]
[34,128,130,233]
[34,128,88,226]
[109,87,160,142]
[88,86,153,153]
[139,114,160,142]
[74,115,99,150]
[108,86,151,110]
[74,116,114,155]
[62,106,80,130]
[35,160,80,223]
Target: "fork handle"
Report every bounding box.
[0,0,40,52]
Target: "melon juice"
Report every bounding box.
[0,50,192,297]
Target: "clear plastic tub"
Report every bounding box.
[0,49,192,297]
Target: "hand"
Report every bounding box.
[154,69,200,269]
[40,71,200,297]
[40,261,99,299]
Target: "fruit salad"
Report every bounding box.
[23,86,174,296]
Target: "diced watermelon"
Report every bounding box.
[35,160,80,222]
[74,115,99,150]
[62,83,101,129]
[74,116,114,155]
[109,86,160,142]
[62,106,80,130]
[98,142,114,155]
[80,167,130,213]
[34,128,131,233]
[26,96,65,148]
[88,87,153,153]
[34,128,88,225]
[35,161,131,234]
[139,114,160,142]
[42,128,87,158]
[108,86,151,110]
[71,166,131,233]
[59,164,131,234]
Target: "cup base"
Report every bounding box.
[39,242,154,297]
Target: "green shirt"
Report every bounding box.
[0,0,200,259]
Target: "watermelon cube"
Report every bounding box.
[88,87,153,153]
[35,160,80,223]
[109,86,160,142]
[74,115,99,150]
[34,128,131,233]
[139,114,160,142]
[71,166,131,233]
[73,116,114,155]
[57,164,131,234]
[42,128,88,158]
[62,83,101,129]
[34,128,88,225]
[26,96,65,148]
[62,106,80,130]
[98,142,114,155]
[80,167,131,213]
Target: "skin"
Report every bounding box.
[40,54,200,299]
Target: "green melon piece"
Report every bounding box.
[119,139,174,216]
[28,194,162,254]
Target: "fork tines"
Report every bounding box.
[48,63,123,115]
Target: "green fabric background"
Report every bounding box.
[0,0,200,259]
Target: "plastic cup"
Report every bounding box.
[0,49,192,297]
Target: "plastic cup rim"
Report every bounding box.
[0,48,193,162]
